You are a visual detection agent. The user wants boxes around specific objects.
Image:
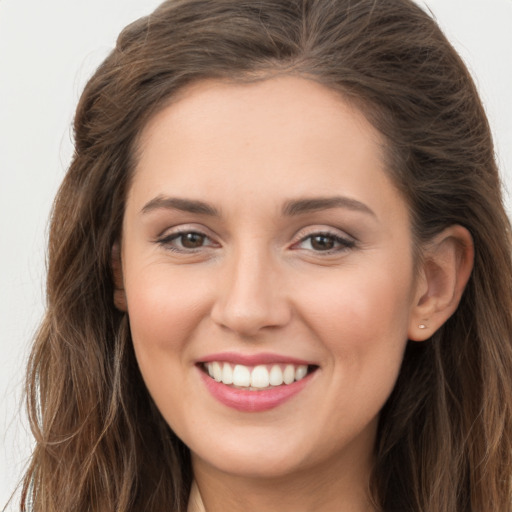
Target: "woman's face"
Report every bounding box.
[119,77,421,483]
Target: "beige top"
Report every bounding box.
[187,480,206,512]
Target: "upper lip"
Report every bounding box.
[198,351,316,366]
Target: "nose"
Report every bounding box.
[210,246,292,337]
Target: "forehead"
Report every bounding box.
[137,76,384,158]
[128,76,404,221]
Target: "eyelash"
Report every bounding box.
[156,229,218,253]
[293,231,356,253]
[156,228,355,255]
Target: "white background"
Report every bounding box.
[1,0,511,508]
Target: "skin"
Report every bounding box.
[114,76,474,511]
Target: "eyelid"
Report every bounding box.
[154,224,355,254]
[290,226,356,252]
[155,222,208,238]
[155,224,220,252]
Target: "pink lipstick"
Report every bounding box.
[197,352,317,412]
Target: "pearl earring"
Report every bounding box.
[418,323,427,329]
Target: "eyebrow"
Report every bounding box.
[140,194,375,218]
[282,196,375,217]
[141,195,220,216]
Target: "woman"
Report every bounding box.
[20,0,512,510]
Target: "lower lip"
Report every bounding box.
[199,369,313,412]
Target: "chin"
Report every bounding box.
[193,448,311,480]
[185,424,313,478]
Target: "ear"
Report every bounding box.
[111,242,128,312]
[408,225,474,341]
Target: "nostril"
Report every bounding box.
[210,301,292,337]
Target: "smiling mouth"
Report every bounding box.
[200,362,318,390]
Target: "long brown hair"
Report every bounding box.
[21,0,512,510]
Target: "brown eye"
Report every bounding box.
[157,230,216,252]
[180,232,206,248]
[294,231,355,253]
[310,234,335,251]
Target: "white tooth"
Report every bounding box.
[232,365,251,387]
[212,362,222,382]
[283,364,295,385]
[295,365,308,381]
[222,363,233,385]
[251,365,270,388]
[269,365,284,386]
[207,363,215,378]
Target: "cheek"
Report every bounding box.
[297,265,414,395]
[304,269,411,339]
[315,274,412,423]
[125,269,211,359]
[123,270,212,429]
